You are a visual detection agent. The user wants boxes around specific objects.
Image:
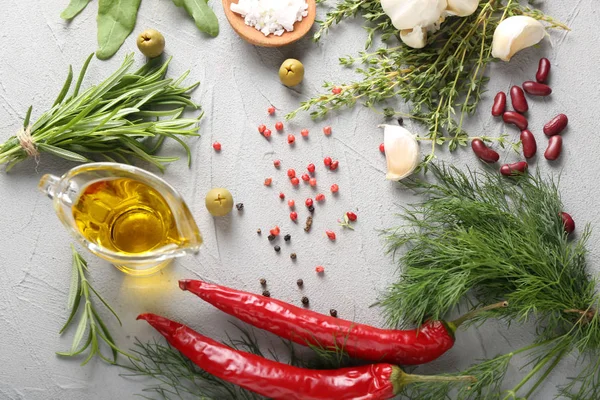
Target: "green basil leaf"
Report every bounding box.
[173,0,219,37]
[60,0,92,20]
[96,0,142,60]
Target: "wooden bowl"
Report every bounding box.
[222,0,316,47]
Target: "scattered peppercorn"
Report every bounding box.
[332,87,342,95]
[297,279,304,287]
[275,121,284,131]
[268,106,275,115]
[270,226,281,236]
[236,203,244,211]
[274,245,281,252]
[268,234,276,241]
[397,117,404,126]
[330,160,339,171]
[323,126,332,136]
[279,192,285,200]
[305,198,314,207]
[330,184,339,193]
[307,163,316,174]
[287,169,296,178]
[315,266,325,273]
[262,290,271,297]
[323,157,332,167]
[273,159,281,168]
[213,142,222,151]
[315,193,325,202]
[379,143,385,153]
[260,278,267,286]
[301,173,310,182]
[284,234,291,242]
[326,230,336,240]
[291,177,300,186]
[304,216,313,232]
[330,309,338,318]
[257,228,262,235]
[288,199,295,208]
[258,124,266,133]
[346,212,357,221]
[287,134,296,144]
[301,129,309,137]
[290,211,298,221]
[263,129,272,138]
[301,296,309,305]
[309,178,317,187]
[308,205,315,213]
[264,178,272,186]
[290,253,297,260]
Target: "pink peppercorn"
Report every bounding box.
[301,173,310,182]
[287,169,296,178]
[309,178,317,187]
[315,266,325,273]
[273,159,281,168]
[212,142,221,151]
[330,161,339,171]
[264,178,272,186]
[315,193,325,202]
[305,198,314,207]
[323,157,332,167]
[290,212,298,221]
[275,122,284,131]
[379,143,385,153]
[326,230,336,240]
[258,124,266,133]
[288,134,296,144]
[268,106,275,115]
[330,184,339,193]
[323,126,332,136]
[301,129,309,137]
[332,87,342,94]
[307,163,316,174]
[288,199,295,208]
[263,129,272,138]
[279,192,285,200]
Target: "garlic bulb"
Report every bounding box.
[446,0,479,17]
[381,0,479,49]
[380,125,420,181]
[492,16,546,61]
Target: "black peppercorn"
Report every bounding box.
[296,279,303,287]
[329,309,338,317]
[308,205,315,213]
[274,245,281,252]
[262,290,271,297]
[236,203,244,211]
[257,228,262,235]
[290,253,297,260]
[259,278,267,286]
[397,117,404,126]
[284,234,291,242]
[301,296,309,305]
[268,234,276,241]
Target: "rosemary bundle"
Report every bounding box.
[0,53,202,171]
[288,0,567,165]
[382,164,600,399]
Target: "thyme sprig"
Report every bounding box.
[288,0,567,166]
[382,164,600,398]
[57,246,135,365]
[0,53,202,171]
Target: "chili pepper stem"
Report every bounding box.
[448,301,509,331]
[392,366,476,394]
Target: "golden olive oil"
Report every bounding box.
[72,178,184,254]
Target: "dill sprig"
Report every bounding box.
[0,53,202,171]
[382,164,600,398]
[288,0,568,165]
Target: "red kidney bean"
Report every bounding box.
[543,114,568,136]
[536,58,551,83]
[520,130,537,158]
[561,212,575,234]
[471,139,500,163]
[500,161,528,176]
[544,135,563,160]
[503,111,528,130]
[522,81,552,96]
[492,92,506,116]
[510,86,528,113]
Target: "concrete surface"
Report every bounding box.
[0,1,597,399]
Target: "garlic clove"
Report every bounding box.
[492,16,546,62]
[381,0,448,31]
[445,0,479,17]
[400,27,427,49]
[380,124,420,181]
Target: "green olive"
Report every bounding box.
[205,188,234,217]
[279,59,304,87]
[137,29,165,58]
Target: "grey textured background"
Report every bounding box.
[0,1,597,399]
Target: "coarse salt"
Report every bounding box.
[231,0,309,37]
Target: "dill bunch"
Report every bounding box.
[382,164,600,398]
[0,53,202,172]
[288,0,568,164]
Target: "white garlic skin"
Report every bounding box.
[446,0,479,17]
[380,0,448,31]
[492,16,546,61]
[380,124,420,181]
[400,27,427,49]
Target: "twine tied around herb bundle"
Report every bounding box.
[16,125,39,159]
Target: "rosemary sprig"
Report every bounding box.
[0,53,202,171]
[382,164,600,398]
[57,246,134,365]
[288,0,567,166]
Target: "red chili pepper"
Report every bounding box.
[179,280,501,365]
[138,313,474,400]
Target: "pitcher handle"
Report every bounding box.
[38,174,60,199]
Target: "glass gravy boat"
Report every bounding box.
[39,162,202,276]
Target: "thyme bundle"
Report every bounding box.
[288,0,567,166]
[382,164,600,399]
[0,53,202,171]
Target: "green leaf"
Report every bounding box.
[60,0,92,20]
[53,65,73,107]
[173,0,219,37]
[70,311,89,353]
[36,143,90,162]
[96,0,142,60]
[67,247,81,311]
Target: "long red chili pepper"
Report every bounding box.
[179,279,507,366]
[138,313,475,400]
